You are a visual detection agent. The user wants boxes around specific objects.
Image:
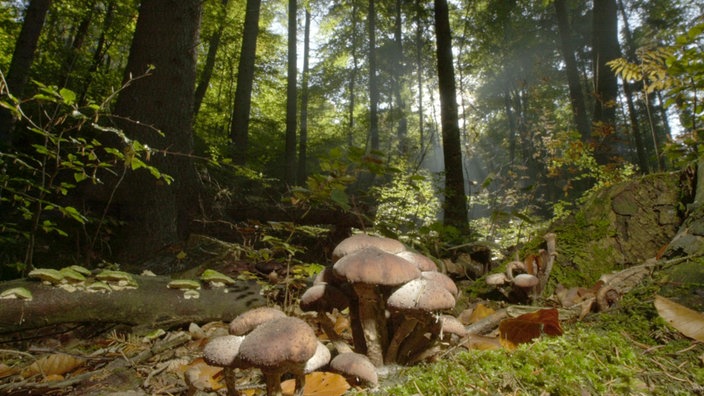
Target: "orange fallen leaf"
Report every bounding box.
[281,371,351,396]
[182,358,224,391]
[21,353,85,378]
[499,308,563,350]
[466,303,495,324]
[0,363,18,379]
[463,334,502,350]
[654,295,704,342]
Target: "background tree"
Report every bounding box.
[110,0,202,262]
[284,0,298,185]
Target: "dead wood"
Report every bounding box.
[0,275,265,334]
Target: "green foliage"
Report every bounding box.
[0,74,171,271]
[609,21,704,166]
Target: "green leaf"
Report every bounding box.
[330,188,350,210]
[59,88,76,105]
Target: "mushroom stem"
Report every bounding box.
[385,316,418,364]
[263,371,283,396]
[353,283,387,366]
[222,367,240,396]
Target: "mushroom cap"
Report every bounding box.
[229,307,287,335]
[237,316,318,372]
[332,234,406,262]
[304,341,332,374]
[313,266,338,285]
[386,278,456,312]
[486,272,508,286]
[395,250,438,272]
[203,335,245,367]
[513,273,539,288]
[505,261,526,280]
[333,247,420,286]
[329,352,378,386]
[439,315,467,338]
[300,283,349,313]
[421,271,458,297]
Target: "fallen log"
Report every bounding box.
[0,275,265,334]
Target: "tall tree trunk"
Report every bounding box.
[112,0,202,263]
[297,8,311,185]
[348,0,359,148]
[0,0,53,148]
[284,0,298,184]
[591,0,620,165]
[194,0,230,117]
[79,0,116,104]
[60,0,96,89]
[367,0,379,152]
[415,0,425,155]
[229,0,262,165]
[434,0,468,232]
[554,0,591,141]
[392,0,408,155]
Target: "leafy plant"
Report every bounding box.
[0,71,171,272]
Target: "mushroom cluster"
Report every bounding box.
[300,234,463,367]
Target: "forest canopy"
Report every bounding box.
[0,0,702,274]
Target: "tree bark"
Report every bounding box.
[392,0,408,155]
[284,0,298,185]
[554,0,591,141]
[0,276,265,333]
[591,0,620,165]
[229,0,262,165]
[347,0,360,148]
[0,0,53,148]
[194,0,230,118]
[297,8,311,185]
[111,0,201,263]
[434,0,469,232]
[367,0,380,152]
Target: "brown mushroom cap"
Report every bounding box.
[229,306,287,336]
[386,278,456,312]
[332,234,406,262]
[300,283,349,313]
[439,315,467,339]
[421,270,458,297]
[513,273,539,288]
[486,272,508,286]
[396,250,438,272]
[237,316,318,371]
[202,335,245,368]
[329,352,378,386]
[333,247,420,286]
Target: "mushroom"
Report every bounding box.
[385,277,456,364]
[329,352,378,387]
[420,271,458,297]
[437,314,467,342]
[332,247,421,366]
[486,272,509,286]
[229,306,287,336]
[200,269,236,288]
[512,273,539,301]
[395,250,438,272]
[202,335,245,396]
[28,268,64,285]
[304,341,332,374]
[299,283,352,354]
[237,316,318,396]
[332,234,406,262]
[0,287,33,300]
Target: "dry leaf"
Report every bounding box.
[182,358,224,391]
[21,353,85,378]
[499,308,563,350]
[463,334,502,350]
[0,363,18,379]
[281,371,351,396]
[465,303,495,324]
[654,295,704,342]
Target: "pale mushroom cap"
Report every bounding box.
[203,335,245,367]
[332,234,406,262]
[329,352,378,385]
[386,278,456,312]
[396,250,438,271]
[237,316,318,371]
[300,283,349,312]
[439,315,467,338]
[229,306,287,335]
[304,341,332,373]
[513,273,539,288]
[421,271,458,297]
[333,247,420,286]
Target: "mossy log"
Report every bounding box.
[0,275,265,334]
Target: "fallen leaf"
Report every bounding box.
[281,371,351,396]
[462,334,502,350]
[465,303,495,324]
[654,295,704,342]
[499,308,563,350]
[21,353,85,378]
[182,358,224,391]
[0,363,17,379]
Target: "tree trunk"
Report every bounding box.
[297,8,311,185]
[348,0,359,148]
[112,0,201,263]
[194,0,230,118]
[229,0,262,165]
[392,0,408,155]
[414,0,425,155]
[0,0,53,148]
[434,0,469,232]
[79,0,116,105]
[284,0,298,185]
[554,0,591,141]
[591,0,620,165]
[367,0,380,152]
